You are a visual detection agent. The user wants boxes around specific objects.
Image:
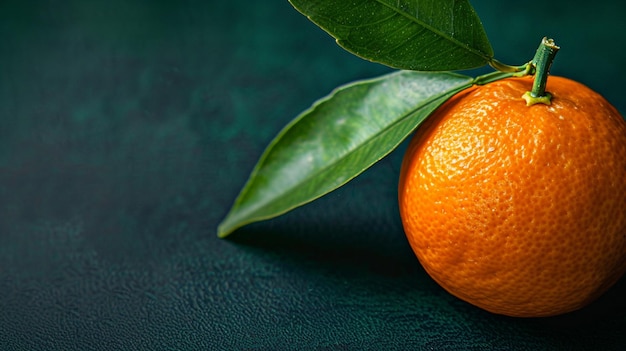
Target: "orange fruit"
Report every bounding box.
[398,76,626,317]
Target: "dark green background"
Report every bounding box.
[2,1,626,349]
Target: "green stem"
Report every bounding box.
[472,37,560,98]
[473,62,533,86]
[473,71,516,86]
[489,59,530,73]
[523,37,560,105]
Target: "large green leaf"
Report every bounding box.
[288,0,493,71]
[218,71,473,237]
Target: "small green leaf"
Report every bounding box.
[288,0,493,71]
[218,71,473,237]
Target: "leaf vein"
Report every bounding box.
[373,0,490,61]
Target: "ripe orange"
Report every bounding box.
[398,76,626,317]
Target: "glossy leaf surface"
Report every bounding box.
[288,0,494,70]
[218,71,473,237]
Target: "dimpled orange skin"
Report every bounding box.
[398,76,626,317]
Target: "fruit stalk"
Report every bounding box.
[524,37,560,105]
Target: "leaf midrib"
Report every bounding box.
[373,0,491,61]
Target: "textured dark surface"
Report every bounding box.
[2,1,626,350]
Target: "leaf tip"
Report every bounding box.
[217,221,234,239]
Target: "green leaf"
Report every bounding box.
[288,0,493,71]
[218,71,473,237]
